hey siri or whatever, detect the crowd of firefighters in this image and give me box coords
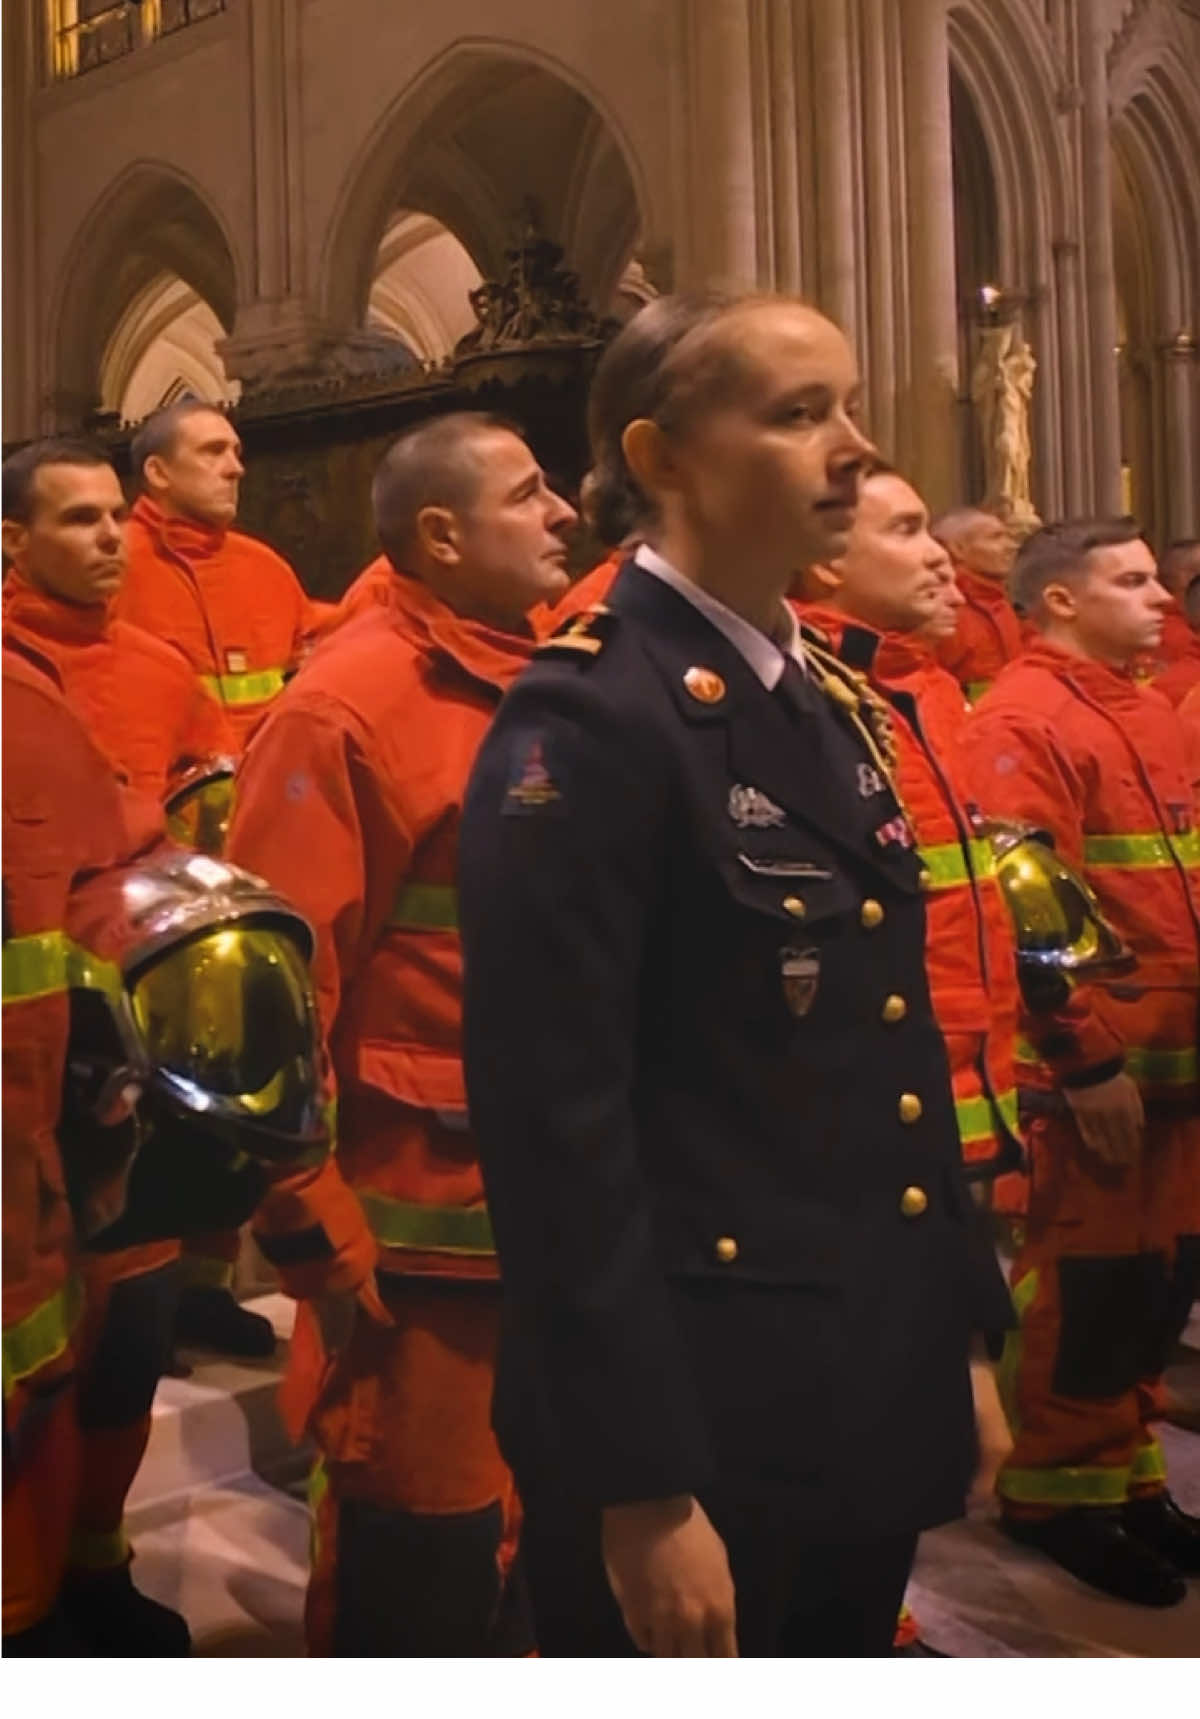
[2,286,1199,1656]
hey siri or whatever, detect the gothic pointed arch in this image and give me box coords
[49,161,240,426]
[319,39,646,339]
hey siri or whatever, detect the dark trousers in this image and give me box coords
[521,1493,916,1657]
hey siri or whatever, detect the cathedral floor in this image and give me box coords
[128,1296,1200,1657]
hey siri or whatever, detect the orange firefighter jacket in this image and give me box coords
[964,639,1200,1112]
[116,495,315,749]
[2,574,233,798]
[2,641,162,1414]
[227,568,536,1281]
[936,565,1025,704]
[531,549,625,638]
[1181,683,1200,788]
[797,606,1023,1177]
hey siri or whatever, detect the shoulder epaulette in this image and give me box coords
[536,604,617,661]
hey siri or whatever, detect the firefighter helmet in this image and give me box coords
[164,756,236,856]
[980,818,1136,1011]
[59,850,326,1245]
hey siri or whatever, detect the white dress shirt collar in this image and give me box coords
[633,543,804,690]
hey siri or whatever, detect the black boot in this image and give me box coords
[3,1604,86,1655]
[62,1565,191,1655]
[1003,1507,1186,1607]
[174,1285,276,1359]
[1123,1491,1200,1576]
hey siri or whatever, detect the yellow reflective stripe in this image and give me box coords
[996,1266,1038,1433]
[199,667,286,706]
[307,1456,329,1572]
[2,931,124,1007]
[1123,1045,1198,1086]
[965,680,992,704]
[917,837,997,891]
[389,882,459,931]
[955,1089,1018,1145]
[69,1524,131,1572]
[998,1464,1131,1505]
[358,1191,494,1256]
[1017,1037,1197,1085]
[1082,830,1200,869]
[2,1274,84,1400]
[1130,1440,1168,1486]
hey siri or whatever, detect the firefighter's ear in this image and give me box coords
[1041,580,1078,622]
[1,518,28,570]
[413,504,461,567]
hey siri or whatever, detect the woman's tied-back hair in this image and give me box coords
[588,291,802,546]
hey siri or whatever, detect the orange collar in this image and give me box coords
[953,564,1012,609]
[793,600,935,682]
[131,493,227,562]
[383,567,535,691]
[2,570,111,644]
[1019,636,1145,707]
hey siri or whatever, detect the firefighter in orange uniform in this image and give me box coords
[2,440,200,1649]
[798,465,1021,1652]
[226,411,576,1654]
[932,506,1023,704]
[1150,539,1200,708]
[115,400,318,1355]
[2,639,161,1654]
[801,468,1025,1196]
[964,519,1200,1608]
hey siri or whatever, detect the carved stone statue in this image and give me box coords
[971,322,1040,532]
[454,203,619,357]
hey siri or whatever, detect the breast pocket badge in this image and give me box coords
[780,946,820,1018]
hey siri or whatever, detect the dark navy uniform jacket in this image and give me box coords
[459,562,1013,1541]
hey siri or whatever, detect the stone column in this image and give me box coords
[682,0,758,289]
[899,0,960,513]
[220,0,332,387]
[811,0,858,342]
[3,0,39,437]
[767,0,802,293]
[1158,335,1199,538]
[1079,0,1123,513]
[860,0,898,458]
[1054,239,1089,514]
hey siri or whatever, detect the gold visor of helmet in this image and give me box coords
[164,758,237,857]
[979,818,1136,1009]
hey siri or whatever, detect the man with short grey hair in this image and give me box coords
[931,505,1023,703]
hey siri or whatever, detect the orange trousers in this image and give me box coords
[179,1228,240,1290]
[999,1111,1200,1513]
[71,1243,181,1572]
[301,1275,531,1656]
[3,1366,80,1638]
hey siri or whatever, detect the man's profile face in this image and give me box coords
[946,512,1015,581]
[664,304,876,573]
[1160,544,1200,603]
[828,473,961,638]
[451,428,577,617]
[1,461,128,608]
[1065,539,1172,664]
[145,409,244,528]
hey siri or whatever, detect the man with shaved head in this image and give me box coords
[225,411,575,1654]
[1151,539,1200,707]
[932,505,1023,703]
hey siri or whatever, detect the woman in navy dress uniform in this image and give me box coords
[458,292,1013,1657]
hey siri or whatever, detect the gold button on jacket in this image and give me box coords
[881,994,907,1023]
[900,1185,928,1218]
[714,1236,739,1263]
[898,1092,923,1123]
[860,899,885,929]
[782,895,807,919]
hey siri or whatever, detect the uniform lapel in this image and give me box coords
[608,564,917,884]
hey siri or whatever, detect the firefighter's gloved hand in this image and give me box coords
[1065,1072,1144,1167]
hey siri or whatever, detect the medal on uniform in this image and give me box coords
[780,946,820,1017]
[728,784,787,829]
